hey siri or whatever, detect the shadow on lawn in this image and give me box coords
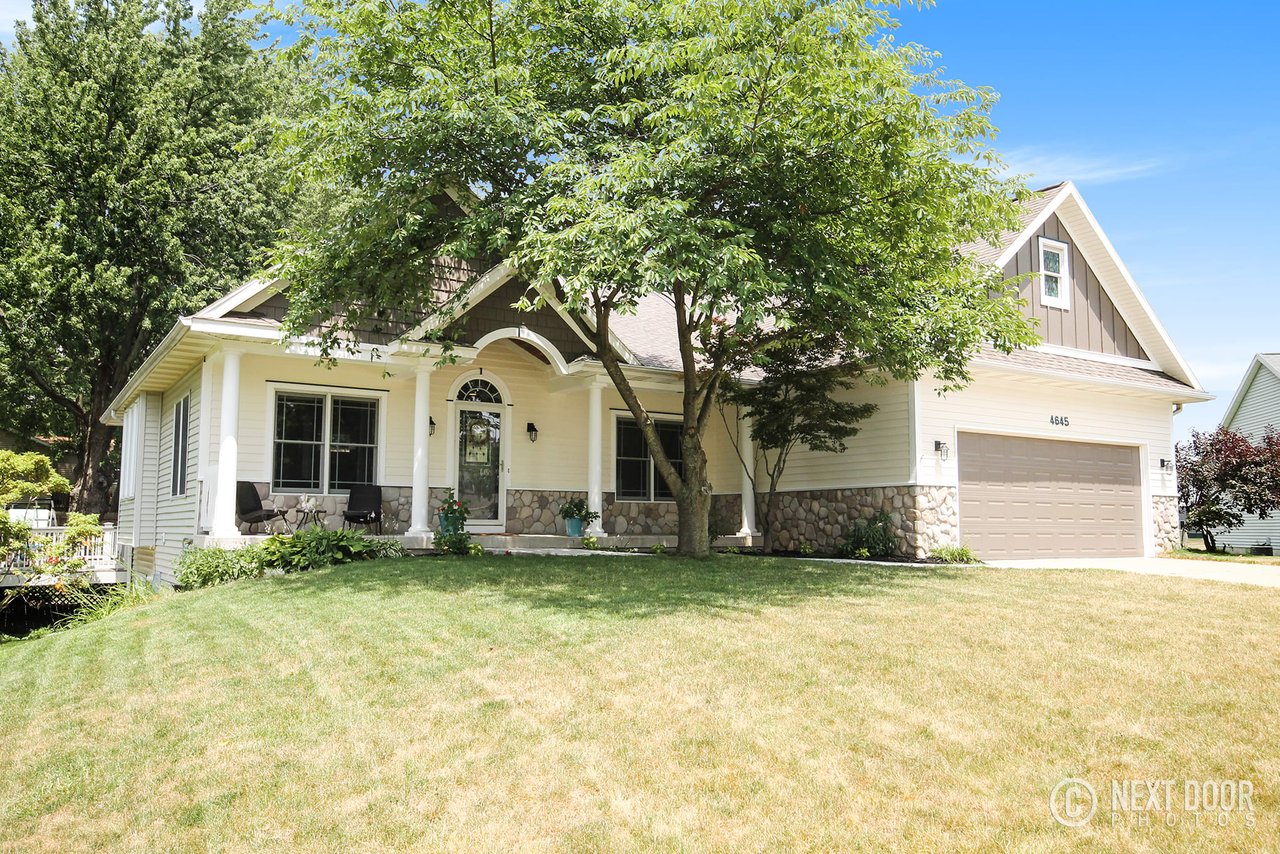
[267,555,971,618]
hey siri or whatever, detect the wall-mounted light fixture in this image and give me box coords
[934,440,950,461]
[1160,458,1172,471]
[527,422,539,443]
[428,417,436,437]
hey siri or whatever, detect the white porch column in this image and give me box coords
[407,364,434,538]
[737,413,759,536]
[210,346,243,538]
[586,381,605,536]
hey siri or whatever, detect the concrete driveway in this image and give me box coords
[986,556,1280,588]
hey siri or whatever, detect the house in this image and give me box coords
[1214,354,1280,552]
[104,181,1208,583]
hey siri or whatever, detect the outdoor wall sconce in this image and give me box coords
[527,422,539,443]
[1160,458,1172,470]
[428,417,436,436]
[934,440,949,461]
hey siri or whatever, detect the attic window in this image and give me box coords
[1038,237,1071,310]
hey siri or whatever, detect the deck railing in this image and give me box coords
[6,524,119,571]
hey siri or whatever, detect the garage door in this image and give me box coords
[958,432,1142,559]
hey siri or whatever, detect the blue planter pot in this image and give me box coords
[437,513,460,535]
[565,517,585,537]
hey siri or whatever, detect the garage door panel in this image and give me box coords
[958,433,1142,560]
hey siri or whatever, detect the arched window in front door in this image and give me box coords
[456,378,503,404]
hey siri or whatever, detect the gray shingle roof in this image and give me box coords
[957,182,1068,266]
[974,346,1194,393]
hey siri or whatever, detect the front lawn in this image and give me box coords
[0,556,1275,850]
[1166,547,1280,566]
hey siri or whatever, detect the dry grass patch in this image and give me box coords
[0,555,1276,851]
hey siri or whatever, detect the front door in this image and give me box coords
[457,407,502,525]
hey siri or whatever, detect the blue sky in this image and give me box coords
[3,1,1276,439]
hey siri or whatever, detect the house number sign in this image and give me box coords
[1049,415,1070,427]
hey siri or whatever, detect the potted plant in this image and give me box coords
[559,497,599,538]
[437,490,469,535]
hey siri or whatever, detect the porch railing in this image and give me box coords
[6,524,119,572]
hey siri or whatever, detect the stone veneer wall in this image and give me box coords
[247,483,415,534]
[764,485,959,559]
[506,491,742,536]
[1152,495,1180,554]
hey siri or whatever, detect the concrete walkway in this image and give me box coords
[986,556,1280,588]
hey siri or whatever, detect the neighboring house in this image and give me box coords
[1215,354,1280,552]
[104,181,1208,584]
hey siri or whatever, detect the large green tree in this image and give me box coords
[271,0,1038,555]
[0,0,288,513]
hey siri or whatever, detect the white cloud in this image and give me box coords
[1002,147,1168,186]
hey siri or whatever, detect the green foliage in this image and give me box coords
[436,531,475,556]
[838,514,896,559]
[258,526,387,573]
[1177,427,1280,552]
[651,543,668,556]
[0,451,71,507]
[0,0,291,510]
[580,535,600,551]
[436,490,469,533]
[56,582,157,630]
[0,511,31,566]
[797,541,816,557]
[269,0,1040,556]
[466,542,486,557]
[929,545,980,565]
[558,498,600,525]
[177,546,264,588]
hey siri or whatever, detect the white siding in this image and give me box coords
[203,340,743,502]
[152,369,202,584]
[136,393,163,548]
[915,366,1177,556]
[769,381,911,491]
[1219,364,1280,551]
[116,399,144,548]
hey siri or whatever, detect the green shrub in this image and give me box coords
[558,497,600,526]
[466,542,485,556]
[651,542,667,555]
[258,525,385,573]
[436,530,474,555]
[838,513,896,558]
[177,546,263,588]
[57,582,157,629]
[929,544,980,565]
[797,541,815,557]
[580,535,600,550]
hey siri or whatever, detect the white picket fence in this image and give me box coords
[6,524,119,572]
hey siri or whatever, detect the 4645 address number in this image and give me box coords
[1049,415,1070,427]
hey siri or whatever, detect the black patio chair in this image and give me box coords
[236,481,291,534]
[342,484,384,534]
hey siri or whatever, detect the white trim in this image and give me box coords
[1034,343,1159,371]
[1037,236,1071,311]
[264,382,388,495]
[195,276,281,319]
[610,410,683,503]
[407,263,517,340]
[119,400,143,500]
[1221,354,1275,429]
[969,357,1214,402]
[473,326,572,375]
[170,395,191,497]
[197,359,213,482]
[990,182,1203,391]
[446,369,512,532]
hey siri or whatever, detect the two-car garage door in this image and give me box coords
[958,432,1142,559]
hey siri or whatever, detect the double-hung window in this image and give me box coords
[273,391,379,493]
[170,395,190,497]
[615,418,683,501]
[1038,237,1071,310]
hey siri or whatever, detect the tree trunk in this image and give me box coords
[761,488,780,554]
[72,389,118,517]
[675,434,713,557]
[1202,529,1217,553]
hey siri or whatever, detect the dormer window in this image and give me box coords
[1039,237,1071,310]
